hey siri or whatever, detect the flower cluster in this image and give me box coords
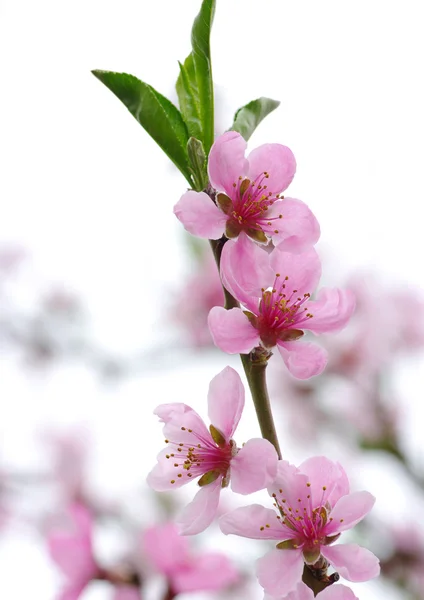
[148,130,381,599]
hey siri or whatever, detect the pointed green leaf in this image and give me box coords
[187,137,208,191]
[190,0,215,153]
[231,97,281,141]
[92,70,193,185]
[176,54,202,141]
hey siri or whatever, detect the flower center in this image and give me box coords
[164,426,234,485]
[256,273,313,347]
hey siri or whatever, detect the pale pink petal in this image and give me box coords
[319,585,359,600]
[171,552,239,592]
[177,478,222,535]
[269,247,322,297]
[274,582,314,600]
[268,461,311,522]
[301,288,356,334]
[219,504,282,540]
[174,190,227,239]
[257,548,304,597]
[207,366,245,439]
[247,143,296,194]
[208,131,249,194]
[298,457,349,508]
[326,491,375,534]
[147,448,192,491]
[277,341,328,379]
[58,585,88,600]
[220,232,273,312]
[271,198,320,253]
[231,438,278,494]
[155,403,210,443]
[208,306,261,354]
[321,544,380,582]
[113,586,142,600]
[47,503,97,584]
[142,522,189,574]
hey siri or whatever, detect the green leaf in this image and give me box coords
[92,70,193,185]
[231,97,281,141]
[190,0,215,154]
[176,54,202,141]
[187,137,208,191]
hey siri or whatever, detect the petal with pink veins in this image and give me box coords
[142,522,189,574]
[207,366,245,440]
[171,551,239,592]
[321,543,380,582]
[301,288,356,334]
[155,403,210,443]
[319,584,359,600]
[277,341,328,379]
[208,131,249,194]
[221,232,273,312]
[174,191,227,239]
[268,460,311,515]
[247,143,296,194]
[269,247,322,298]
[298,457,349,508]
[231,438,278,494]
[219,504,282,540]
[208,307,261,354]
[272,198,320,253]
[326,491,376,534]
[147,448,193,491]
[177,477,222,535]
[256,548,304,597]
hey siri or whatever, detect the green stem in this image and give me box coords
[209,236,282,459]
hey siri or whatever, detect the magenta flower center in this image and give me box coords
[256,273,313,347]
[228,172,283,236]
[164,425,234,485]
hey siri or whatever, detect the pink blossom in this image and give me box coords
[143,521,239,592]
[47,502,99,600]
[208,234,355,379]
[220,457,379,598]
[265,582,359,600]
[113,586,141,600]
[174,131,320,251]
[147,366,278,534]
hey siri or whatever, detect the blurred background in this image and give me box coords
[1,1,424,599]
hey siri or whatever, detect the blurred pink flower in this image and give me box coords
[173,252,224,347]
[220,456,379,597]
[265,581,359,600]
[147,366,278,534]
[47,502,98,600]
[143,521,239,593]
[208,234,355,379]
[113,586,141,600]
[174,131,319,250]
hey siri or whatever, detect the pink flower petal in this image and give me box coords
[142,522,189,574]
[321,544,380,582]
[47,503,97,584]
[231,438,278,494]
[177,478,222,535]
[257,548,304,597]
[174,191,227,239]
[272,198,320,253]
[326,491,376,534]
[268,461,311,520]
[208,306,261,354]
[155,403,210,443]
[269,248,322,298]
[147,448,192,491]
[302,288,356,334]
[277,341,328,379]
[219,504,282,540]
[274,582,314,600]
[208,131,249,194]
[207,366,245,440]
[319,585,359,600]
[247,143,296,194]
[298,457,350,509]
[113,586,142,600]
[171,551,239,593]
[220,232,273,312]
